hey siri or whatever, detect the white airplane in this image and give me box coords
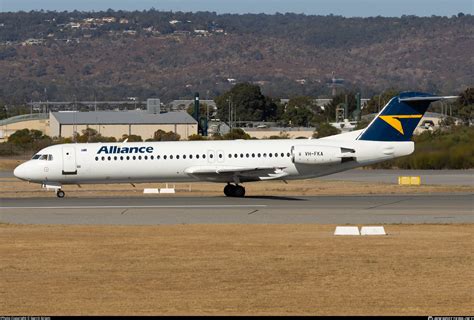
[13,92,455,198]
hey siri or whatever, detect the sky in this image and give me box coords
[0,0,472,17]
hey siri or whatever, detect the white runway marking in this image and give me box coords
[0,205,267,210]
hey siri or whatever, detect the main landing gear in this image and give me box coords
[56,189,65,198]
[223,183,246,197]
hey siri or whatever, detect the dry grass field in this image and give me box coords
[0,224,472,315]
[0,158,26,171]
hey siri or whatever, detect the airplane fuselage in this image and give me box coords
[14,136,413,185]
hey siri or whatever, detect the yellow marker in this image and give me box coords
[379,115,422,135]
[398,176,421,185]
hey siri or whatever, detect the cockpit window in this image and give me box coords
[32,154,53,160]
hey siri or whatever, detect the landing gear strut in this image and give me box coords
[223,183,245,197]
[56,189,65,198]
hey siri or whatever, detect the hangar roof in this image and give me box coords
[51,111,197,125]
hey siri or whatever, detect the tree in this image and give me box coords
[312,123,340,138]
[210,133,224,140]
[363,89,400,115]
[456,87,473,125]
[0,105,7,120]
[75,128,116,143]
[150,129,181,141]
[282,97,317,127]
[323,92,364,122]
[214,83,277,122]
[222,128,251,140]
[122,134,143,142]
[354,118,370,130]
[187,134,207,140]
[186,102,211,119]
[8,129,50,145]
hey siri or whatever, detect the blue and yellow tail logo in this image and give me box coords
[358,92,436,142]
[378,114,422,135]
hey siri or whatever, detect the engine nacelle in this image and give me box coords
[292,145,343,165]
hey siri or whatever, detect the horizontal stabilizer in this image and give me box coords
[399,95,458,102]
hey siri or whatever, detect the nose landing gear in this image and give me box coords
[56,190,65,198]
[223,183,245,197]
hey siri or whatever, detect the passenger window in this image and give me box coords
[234,154,238,158]
[176,155,180,159]
[108,156,111,161]
[210,154,213,158]
[144,156,148,160]
[219,154,222,158]
[170,155,173,160]
[228,154,232,158]
[281,153,284,157]
[252,153,255,158]
[269,153,272,158]
[102,156,105,161]
[183,155,186,159]
[120,156,124,160]
[189,155,193,159]
[150,155,154,160]
[164,155,167,160]
[263,153,267,157]
[126,156,130,160]
[196,154,200,159]
[114,156,117,160]
[203,154,206,159]
[95,156,98,161]
[157,155,160,160]
[138,156,142,160]
[287,152,290,157]
[258,153,261,157]
[240,154,243,158]
[132,156,136,160]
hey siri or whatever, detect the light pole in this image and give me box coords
[4,105,8,140]
[227,96,232,130]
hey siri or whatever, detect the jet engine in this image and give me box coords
[291,145,354,165]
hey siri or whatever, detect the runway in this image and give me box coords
[1,168,473,185]
[1,193,472,225]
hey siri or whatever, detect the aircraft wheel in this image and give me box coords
[224,184,234,197]
[56,190,65,198]
[234,185,246,198]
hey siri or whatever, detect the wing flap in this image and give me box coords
[184,165,288,182]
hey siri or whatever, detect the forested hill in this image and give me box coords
[0,10,472,103]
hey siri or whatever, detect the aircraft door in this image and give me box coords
[207,150,215,163]
[62,146,77,175]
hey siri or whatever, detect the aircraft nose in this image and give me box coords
[13,163,30,181]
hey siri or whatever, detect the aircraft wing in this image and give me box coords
[184,165,289,183]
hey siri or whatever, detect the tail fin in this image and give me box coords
[357,92,457,142]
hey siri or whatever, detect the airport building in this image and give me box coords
[0,110,198,141]
[49,110,198,140]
